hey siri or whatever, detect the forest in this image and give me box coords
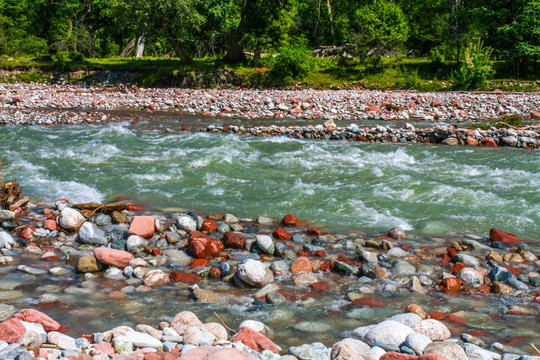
[0,0,539,89]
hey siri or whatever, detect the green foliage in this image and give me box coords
[450,40,494,89]
[466,114,523,130]
[353,0,409,58]
[267,37,313,82]
[69,51,85,62]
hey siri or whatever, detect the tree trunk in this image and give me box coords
[252,49,261,66]
[120,37,136,57]
[224,0,249,63]
[169,38,193,64]
[135,36,145,58]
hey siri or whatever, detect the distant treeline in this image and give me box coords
[0,0,538,76]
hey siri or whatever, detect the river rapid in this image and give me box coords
[1,122,539,242]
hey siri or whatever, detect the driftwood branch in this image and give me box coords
[73,202,127,214]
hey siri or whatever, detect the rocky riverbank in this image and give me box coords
[199,121,540,149]
[0,194,538,359]
[1,83,540,125]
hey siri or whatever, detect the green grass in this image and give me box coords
[1,55,539,91]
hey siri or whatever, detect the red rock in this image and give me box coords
[20,226,36,239]
[501,265,523,275]
[452,99,461,107]
[93,247,134,268]
[531,111,540,119]
[476,284,491,293]
[401,244,410,251]
[307,228,323,236]
[428,311,445,320]
[170,271,202,284]
[440,277,461,294]
[297,250,310,257]
[201,219,218,232]
[178,345,258,360]
[443,314,466,325]
[0,318,26,343]
[127,216,155,238]
[490,228,521,244]
[449,262,466,275]
[431,100,443,107]
[381,351,449,360]
[466,137,479,146]
[438,254,451,266]
[321,261,331,272]
[126,203,144,212]
[209,267,221,279]
[481,137,498,147]
[314,250,326,257]
[310,282,328,291]
[188,237,224,259]
[290,257,313,274]
[80,209,94,217]
[92,342,114,355]
[366,105,381,113]
[349,298,386,308]
[43,219,57,231]
[222,232,246,249]
[281,214,300,227]
[232,326,280,354]
[190,259,210,268]
[190,231,204,238]
[273,227,292,240]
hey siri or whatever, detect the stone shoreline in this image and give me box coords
[1,83,540,125]
[0,196,539,359]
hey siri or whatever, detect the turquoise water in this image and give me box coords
[1,122,539,240]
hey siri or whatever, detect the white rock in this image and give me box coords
[238,320,271,335]
[412,319,451,341]
[47,331,76,350]
[255,235,274,255]
[237,259,274,288]
[387,313,423,328]
[0,210,15,221]
[58,208,85,231]
[123,330,163,349]
[405,332,432,354]
[461,343,501,360]
[182,326,217,346]
[364,320,415,347]
[177,216,197,232]
[0,232,15,249]
[126,235,147,252]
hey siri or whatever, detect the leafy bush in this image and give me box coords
[451,40,494,89]
[69,51,85,62]
[268,38,314,82]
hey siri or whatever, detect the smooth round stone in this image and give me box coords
[161,328,182,343]
[95,214,112,226]
[346,307,375,320]
[404,332,432,354]
[79,222,108,245]
[460,268,484,288]
[387,313,423,327]
[387,247,409,257]
[217,223,231,233]
[453,253,480,267]
[413,319,451,341]
[293,321,332,333]
[183,326,216,346]
[489,266,512,282]
[238,320,271,335]
[104,267,125,280]
[237,259,274,287]
[423,342,468,360]
[256,235,275,255]
[461,343,502,360]
[289,342,331,360]
[292,234,304,243]
[163,249,192,266]
[123,330,163,348]
[235,253,260,262]
[270,260,290,274]
[177,216,197,232]
[126,235,147,252]
[0,232,15,249]
[113,335,133,354]
[364,320,415,347]
[392,260,416,275]
[360,251,379,263]
[0,303,16,321]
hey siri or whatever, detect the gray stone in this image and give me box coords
[453,253,480,267]
[20,321,47,342]
[177,216,197,232]
[79,222,108,245]
[352,325,376,341]
[126,235,147,252]
[256,235,275,255]
[412,319,451,341]
[104,267,125,280]
[404,332,432,355]
[17,265,47,275]
[0,303,16,321]
[182,326,216,346]
[461,343,501,360]
[387,313,423,328]
[0,232,15,249]
[392,260,416,275]
[0,210,15,222]
[123,330,163,348]
[95,214,112,226]
[501,136,518,147]
[423,341,467,360]
[163,249,192,266]
[0,343,34,360]
[289,342,331,360]
[359,251,378,263]
[237,259,274,287]
[58,208,85,231]
[113,335,133,354]
[331,338,371,360]
[161,327,183,343]
[364,320,415,347]
[387,247,409,257]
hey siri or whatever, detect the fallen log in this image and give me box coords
[73,202,127,214]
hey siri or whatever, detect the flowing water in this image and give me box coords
[1,122,539,240]
[0,121,539,352]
